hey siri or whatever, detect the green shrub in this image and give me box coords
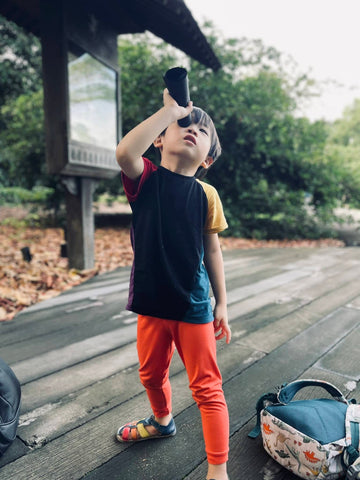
[0,186,54,205]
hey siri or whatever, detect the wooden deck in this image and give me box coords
[1,246,359,480]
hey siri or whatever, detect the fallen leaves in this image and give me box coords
[0,226,133,321]
[0,224,344,322]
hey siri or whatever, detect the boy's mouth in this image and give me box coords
[184,134,197,145]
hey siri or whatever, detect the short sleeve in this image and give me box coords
[121,157,157,203]
[197,181,228,234]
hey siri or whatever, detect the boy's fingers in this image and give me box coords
[214,321,231,344]
[226,327,232,344]
[215,330,226,341]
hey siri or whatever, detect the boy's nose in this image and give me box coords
[186,126,198,136]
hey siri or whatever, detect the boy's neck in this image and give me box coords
[160,158,198,177]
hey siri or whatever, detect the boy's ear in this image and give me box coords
[201,156,214,169]
[153,135,163,150]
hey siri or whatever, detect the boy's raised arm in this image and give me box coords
[116,89,193,180]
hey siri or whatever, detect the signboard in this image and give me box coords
[41,0,121,179]
[66,47,119,177]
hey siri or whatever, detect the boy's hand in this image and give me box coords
[163,88,193,121]
[213,304,231,344]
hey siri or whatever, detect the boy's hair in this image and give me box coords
[160,106,221,179]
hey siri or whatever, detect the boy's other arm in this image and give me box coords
[116,89,193,180]
[203,233,231,344]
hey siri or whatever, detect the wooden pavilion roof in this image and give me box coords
[0,0,221,70]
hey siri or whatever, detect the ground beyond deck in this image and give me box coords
[0,246,359,480]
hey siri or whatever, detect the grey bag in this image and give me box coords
[0,357,21,456]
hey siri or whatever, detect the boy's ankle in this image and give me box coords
[154,413,172,426]
[206,462,228,480]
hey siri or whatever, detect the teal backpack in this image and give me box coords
[0,357,21,456]
[249,379,360,479]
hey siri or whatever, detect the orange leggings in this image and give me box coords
[137,314,229,464]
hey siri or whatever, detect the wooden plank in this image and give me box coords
[227,269,311,305]
[225,249,354,323]
[2,306,136,366]
[17,341,260,447]
[4,247,353,364]
[0,267,131,336]
[315,323,360,380]
[227,253,360,323]
[18,348,183,447]
[11,323,138,384]
[224,247,344,291]
[19,280,130,314]
[184,420,297,480]
[0,249,309,351]
[0,343,261,480]
[1,308,134,365]
[226,261,360,345]
[226,248,360,305]
[185,312,360,480]
[0,288,130,350]
[56,301,359,480]
[1,247,359,479]
[1,247,354,354]
[237,280,360,353]
[228,299,308,348]
[347,295,360,310]
[281,260,360,302]
[19,341,139,413]
[0,439,30,469]
[297,366,359,400]
[223,246,311,280]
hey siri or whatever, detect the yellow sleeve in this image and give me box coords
[197,180,228,234]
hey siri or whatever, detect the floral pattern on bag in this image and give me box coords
[261,410,346,479]
[345,405,360,451]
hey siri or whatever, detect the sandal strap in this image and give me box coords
[136,421,151,439]
[145,415,175,435]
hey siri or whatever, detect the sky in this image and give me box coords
[185,0,360,122]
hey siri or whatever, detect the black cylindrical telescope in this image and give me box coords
[163,67,192,127]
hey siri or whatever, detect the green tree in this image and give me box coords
[0,16,65,213]
[0,15,42,107]
[324,99,360,207]
[185,25,335,238]
[0,15,45,189]
[0,90,45,188]
[1,20,353,237]
[114,27,340,238]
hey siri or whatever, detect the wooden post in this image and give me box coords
[40,0,120,270]
[64,177,95,270]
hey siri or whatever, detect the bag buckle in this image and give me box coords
[346,464,360,480]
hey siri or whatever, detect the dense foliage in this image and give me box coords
[0,16,62,212]
[324,99,360,208]
[1,16,359,238]
[116,28,347,238]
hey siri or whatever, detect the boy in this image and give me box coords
[116,88,231,480]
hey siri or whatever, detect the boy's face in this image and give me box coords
[154,121,213,171]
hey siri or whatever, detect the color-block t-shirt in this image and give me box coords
[122,157,227,323]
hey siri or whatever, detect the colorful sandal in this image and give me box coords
[116,414,176,443]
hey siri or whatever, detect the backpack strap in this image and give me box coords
[248,392,278,438]
[344,403,360,478]
[248,379,349,440]
[278,379,348,405]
